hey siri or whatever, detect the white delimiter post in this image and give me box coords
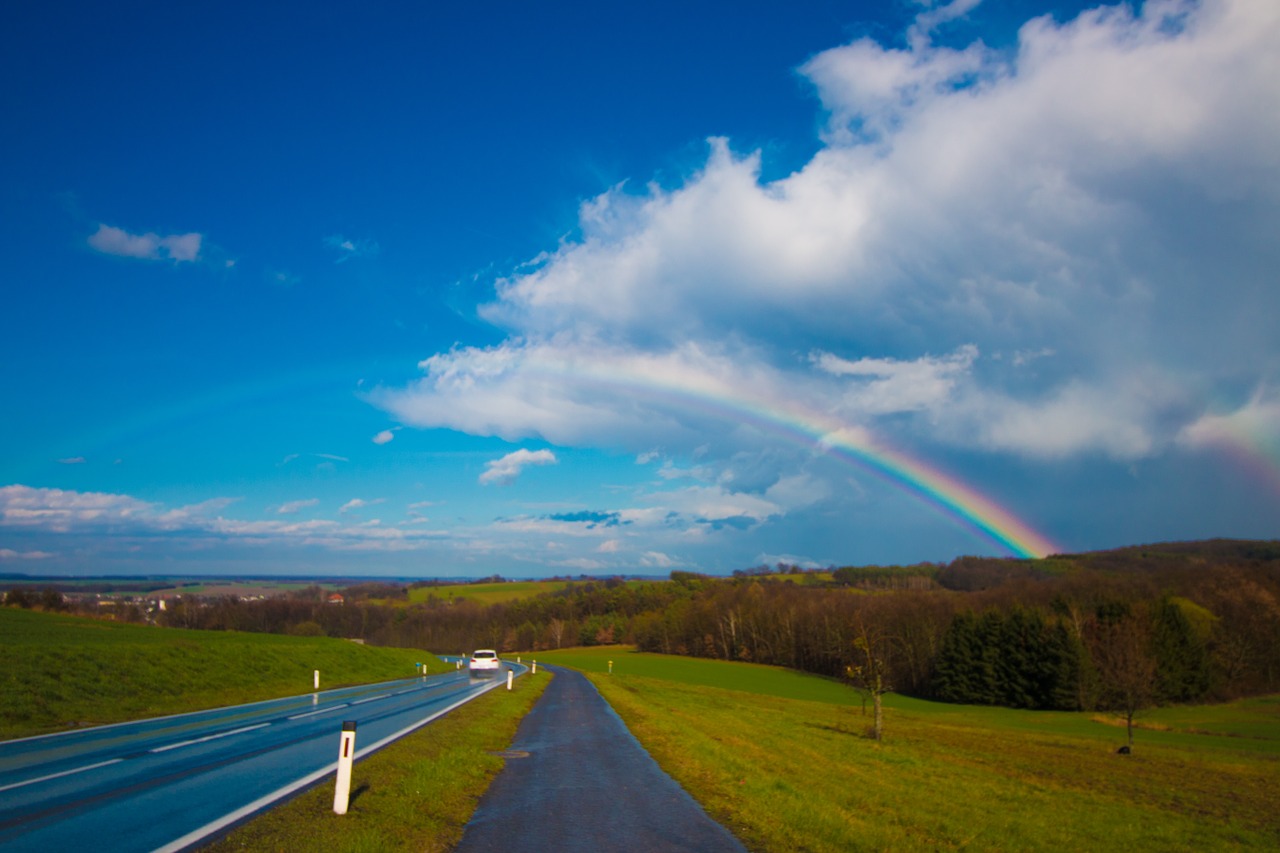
[333,720,357,815]
[507,670,513,691]
[314,670,320,690]
[532,660,537,674]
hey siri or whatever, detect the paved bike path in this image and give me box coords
[456,666,746,853]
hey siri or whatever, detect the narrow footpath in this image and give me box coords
[455,666,747,853]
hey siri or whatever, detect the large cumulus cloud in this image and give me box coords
[376,0,1280,490]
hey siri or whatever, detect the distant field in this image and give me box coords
[406,580,574,606]
[147,581,328,597]
[0,608,446,739]
[1,577,331,596]
[537,646,1280,851]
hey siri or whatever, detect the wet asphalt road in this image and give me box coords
[0,670,511,853]
[456,666,746,853]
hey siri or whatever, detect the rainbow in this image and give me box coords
[1188,404,1280,498]
[412,350,1061,559]
[637,379,1055,559]
[36,352,1062,560]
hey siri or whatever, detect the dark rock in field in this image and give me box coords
[1116,745,1131,755]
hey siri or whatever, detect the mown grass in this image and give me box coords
[0,608,447,739]
[537,647,1280,851]
[403,578,656,607]
[203,670,550,853]
[405,580,573,607]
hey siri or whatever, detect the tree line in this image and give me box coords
[8,541,1279,718]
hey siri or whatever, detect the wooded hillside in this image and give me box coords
[9,539,1279,713]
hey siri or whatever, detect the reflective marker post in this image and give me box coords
[333,721,357,815]
[314,670,320,690]
[507,670,514,691]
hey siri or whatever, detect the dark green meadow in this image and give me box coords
[0,608,445,739]
[537,646,1280,851]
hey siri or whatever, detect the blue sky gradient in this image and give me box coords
[3,0,1277,576]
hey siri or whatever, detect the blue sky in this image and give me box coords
[3,0,1278,577]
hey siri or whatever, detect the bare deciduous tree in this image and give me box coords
[847,613,893,740]
[1091,607,1158,750]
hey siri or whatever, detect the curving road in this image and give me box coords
[0,664,519,852]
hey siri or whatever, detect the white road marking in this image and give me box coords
[0,758,124,793]
[287,703,349,720]
[351,693,392,705]
[153,676,513,853]
[149,723,272,753]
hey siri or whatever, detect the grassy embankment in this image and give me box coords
[0,608,448,739]
[536,646,1280,852]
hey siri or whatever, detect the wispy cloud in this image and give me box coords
[280,452,348,465]
[277,498,320,515]
[88,224,202,262]
[56,457,86,465]
[0,485,448,558]
[372,428,400,445]
[340,497,385,514]
[325,234,380,263]
[479,449,558,485]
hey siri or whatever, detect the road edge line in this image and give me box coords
[153,670,519,853]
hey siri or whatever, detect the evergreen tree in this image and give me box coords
[1153,598,1211,702]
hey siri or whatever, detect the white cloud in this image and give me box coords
[640,551,675,568]
[480,449,558,485]
[967,378,1171,459]
[375,0,1280,469]
[57,456,86,465]
[339,498,383,514]
[372,428,398,445]
[0,484,156,532]
[0,484,451,557]
[277,498,319,515]
[325,234,380,262]
[1178,390,1280,453]
[812,345,977,415]
[0,549,55,559]
[88,224,203,262]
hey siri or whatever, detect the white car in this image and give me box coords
[468,649,502,676]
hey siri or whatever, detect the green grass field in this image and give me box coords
[0,608,447,739]
[406,580,574,607]
[537,646,1280,851]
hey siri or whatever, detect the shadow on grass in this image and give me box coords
[806,721,879,739]
[347,781,371,808]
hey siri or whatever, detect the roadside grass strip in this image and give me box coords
[201,670,551,853]
[537,647,1280,852]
